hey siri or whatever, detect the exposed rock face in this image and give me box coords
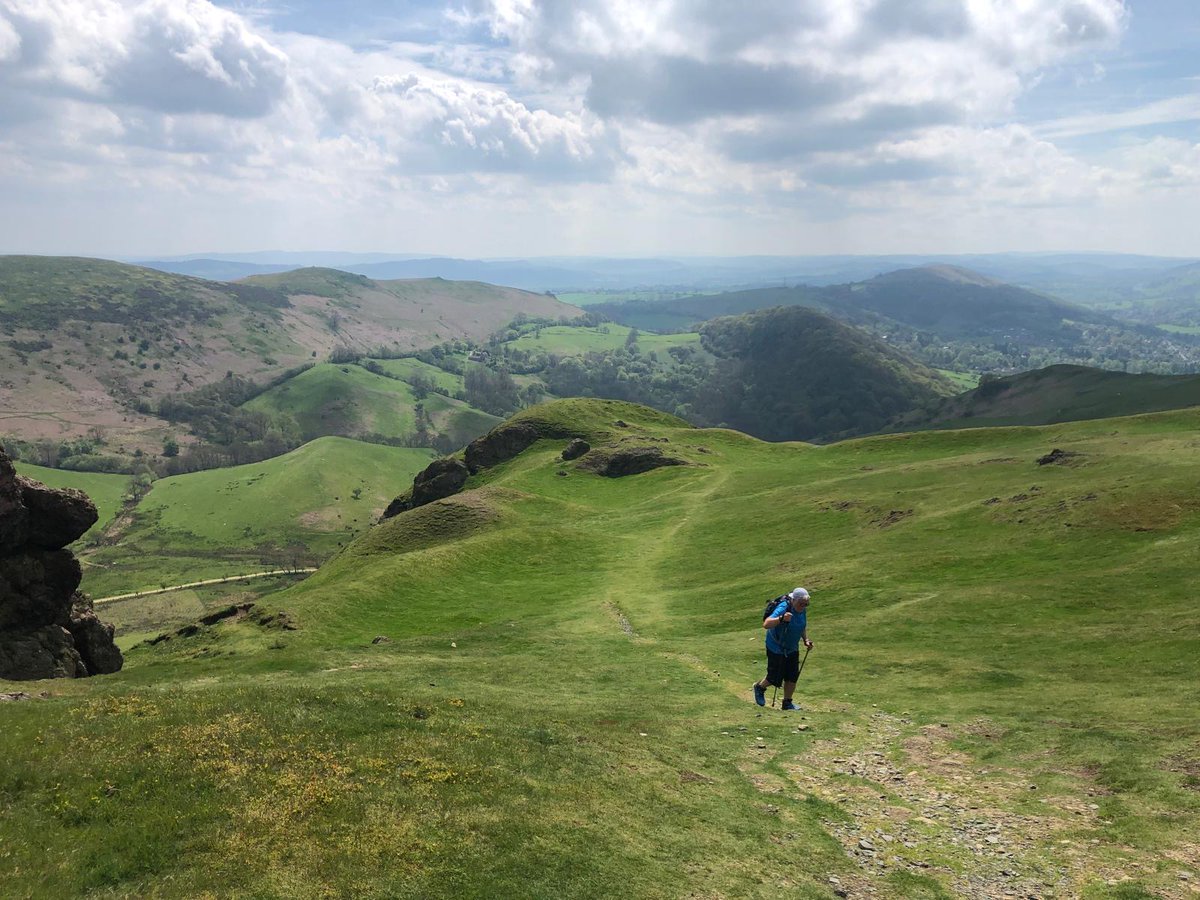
[17,477,97,549]
[382,457,471,518]
[465,422,542,473]
[578,446,687,478]
[69,593,124,675]
[0,444,122,680]
[561,438,590,461]
[0,452,29,553]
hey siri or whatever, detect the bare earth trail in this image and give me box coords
[93,569,318,605]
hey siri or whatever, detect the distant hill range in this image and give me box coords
[0,256,578,448]
[591,264,1111,338]
[132,251,1199,299]
[590,264,1200,374]
[891,364,1200,432]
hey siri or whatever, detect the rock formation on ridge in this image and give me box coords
[0,445,123,680]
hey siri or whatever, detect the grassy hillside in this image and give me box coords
[371,357,464,393]
[507,323,701,355]
[244,363,421,441]
[3,399,1196,897]
[0,255,307,453]
[0,257,580,455]
[244,361,501,446]
[894,363,1200,431]
[239,269,582,354]
[64,437,435,599]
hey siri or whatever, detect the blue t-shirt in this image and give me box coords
[765,600,807,655]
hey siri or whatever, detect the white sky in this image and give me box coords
[0,0,1197,258]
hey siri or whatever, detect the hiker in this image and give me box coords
[753,587,813,710]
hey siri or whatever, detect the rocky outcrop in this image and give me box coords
[465,422,543,473]
[18,477,98,550]
[1036,448,1081,466]
[561,438,590,461]
[386,418,581,517]
[578,446,687,478]
[0,444,122,680]
[382,457,471,519]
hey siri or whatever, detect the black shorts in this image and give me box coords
[765,649,800,686]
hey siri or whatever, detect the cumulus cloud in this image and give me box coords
[0,0,290,116]
[0,0,617,188]
[6,0,1194,257]
[477,0,1128,168]
[361,74,617,177]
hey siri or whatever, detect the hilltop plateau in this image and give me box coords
[1,398,1197,897]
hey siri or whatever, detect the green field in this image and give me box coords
[245,363,421,440]
[507,323,701,355]
[69,437,435,600]
[3,400,1197,897]
[369,357,464,393]
[1157,324,1200,335]
[14,462,129,540]
[244,361,500,447]
[934,368,979,392]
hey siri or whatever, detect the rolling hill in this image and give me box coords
[691,305,956,440]
[2,399,1196,897]
[592,264,1108,338]
[243,362,502,445]
[591,264,1200,375]
[891,363,1200,431]
[0,256,579,452]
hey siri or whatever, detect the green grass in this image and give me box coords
[935,368,979,392]
[245,362,501,446]
[370,357,464,393]
[74,437,434,600]
[14,462,129,540]
[2,400,1198,897]
[507,324,700,355]
[1156,324,1200,335]
[245,363,422,440]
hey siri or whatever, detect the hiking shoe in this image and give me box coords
[753,683,766,707]
[780,699,799,711]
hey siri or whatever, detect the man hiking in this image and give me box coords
[753,587,814,710]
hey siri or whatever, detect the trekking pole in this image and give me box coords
[797,645,812,679]
[771,685,778,708]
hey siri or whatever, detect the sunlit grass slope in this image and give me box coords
[507,323,701,355]
[14,462,128,540]
[245,361,501,444]
[370,357,464,393]
[244,363,421,440]
[76,437,435,599]
[2,399,1197,898]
